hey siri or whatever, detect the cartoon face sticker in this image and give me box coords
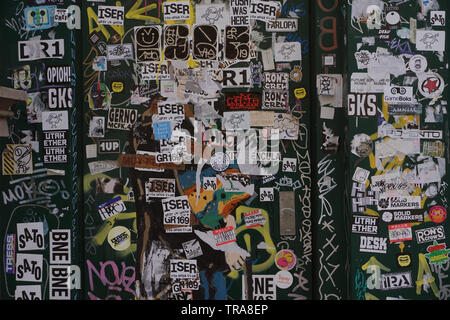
[89,82,111,110]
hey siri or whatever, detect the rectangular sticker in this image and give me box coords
[49,265,70,300]
[388,223,413,243]
[249,0,280,22]
[163,1,191,21]
[170,259,198,280]
[243,275,276,300]
[378,196,421,211]
[182,240,203,259]
[225,92,261,111]
[98,139,120,154]
[15,285,41,300]
[384,86,415,105]
[266,18,298,32]
[107,43,134,61]
[347,94,378,117]
[381,272,413,290]
[416,226,445,244]
[2,144,33,175]
[17,222,44,251]
[230,0,250,26]
[18,39,64,61]
[50,230,71,265]
[16,253,43,282]
[43,131,68,164]
[135,26,161,62]
[352,215,378,234]
[359,236,387,254]
[146,178,176,199]
[244,209,267,228]
[97,6,124,25]
[98,196,126,220]
[213,226,236,246]
[416,30,445,51]
[107,108,138,130]
[162,196,191,226]
[5,234,16,275]
[273,42,301,62]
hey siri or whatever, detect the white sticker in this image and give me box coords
[282,158,297,172]
[16,253,43,283]
[243,275,276,300]
[273,42,301,62]
[223,111,250,130]
[243,209,267,228]
[249,0,280,22]
[430,11,445,26]
[388,223,412,243]
[222,67,251,87]
[416,30,445,51]
[196,4,228,26]
[50,230,71,265]
[106,43,134,60]
[15,285,41,300]
[145,178,176,199]
[381,272,413,290]
[182,239,203,259]
[353,167,370,183]
[266,19,298,32]
[260,187,274,202]
[49,265,70,300]
[275,270,293,289]
[202,177,217,191]
[17,222,44,251]
[162,196,191,226]
[97,6,124,25]
[18,39,64,61]
[230,0,250,26]
[383,86,415,105]
[54,8,68,23]
[170,259,198,280]
[42,110,69,131]
[163,1,191,21]
[378,196,421,211]
[359,236,387,254]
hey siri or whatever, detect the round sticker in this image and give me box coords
[290,66,302,82]
[275,249,296,270]
[382,211,393,223]
[418,72,444,99]
[107,226,131,251]
[386,11,400,26]
[409,55,428,74]
[294,88,306,99]
[209,152,230,172]
[275,270,293,289]
[429,205,447,224]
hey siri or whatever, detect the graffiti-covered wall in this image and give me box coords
[81,0,312,300]
[347,0,450,300]
[0,0,82,300]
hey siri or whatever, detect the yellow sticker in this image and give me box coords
[112,82,124,93]
[107,226,131,251]
[294,88,306,99]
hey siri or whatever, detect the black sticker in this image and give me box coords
[135,26,161,62]
[164,25,190,60]
[192,25,218,60]
[224,26,250,60]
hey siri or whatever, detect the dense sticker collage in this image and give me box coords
[0,0,449,302]
[348,0,450,300]
[81,0,310,300]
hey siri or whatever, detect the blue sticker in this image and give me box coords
[24,6,56,31]
[153,121,172,140]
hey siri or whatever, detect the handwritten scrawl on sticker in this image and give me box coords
[2,144,33,175]
[274,42,301,62]
[416,30,445,51]
[164,25,189,60]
